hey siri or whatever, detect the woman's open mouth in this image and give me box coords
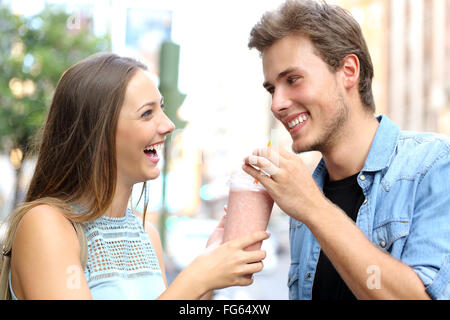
[143,142,163,163]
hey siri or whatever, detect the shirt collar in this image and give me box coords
[313,114,400,184]
[362,114,400,172]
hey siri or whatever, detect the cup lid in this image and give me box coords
[229,168,267,192]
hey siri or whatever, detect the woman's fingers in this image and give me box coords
[235,275,255,287]
[234,262,264,286]
[244,261,264,275]
[242,249,266,264]
[230,230,270,250]
[217,214,226,228]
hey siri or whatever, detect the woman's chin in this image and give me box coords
[144,168,161,181]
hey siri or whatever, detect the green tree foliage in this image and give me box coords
[0,4,110,207]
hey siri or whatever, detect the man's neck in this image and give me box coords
[322,111,379,182]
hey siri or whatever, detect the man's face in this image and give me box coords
[262,34,349,154]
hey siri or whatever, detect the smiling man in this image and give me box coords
[244,0,450,300]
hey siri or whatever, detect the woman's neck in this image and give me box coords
[104,182,132,218]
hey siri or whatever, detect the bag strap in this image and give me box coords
[72,222,88,270]
[0,249,12,300]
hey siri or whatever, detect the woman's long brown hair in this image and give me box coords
[0,53,148,299]
[28,52,148,220]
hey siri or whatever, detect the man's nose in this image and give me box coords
[271,88,292,115]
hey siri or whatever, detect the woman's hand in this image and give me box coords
[187,230,270,294]
[206,214,226,249]
[159,215,269,300]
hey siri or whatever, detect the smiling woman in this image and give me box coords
[115,69,174,186]
[0,52,270,300]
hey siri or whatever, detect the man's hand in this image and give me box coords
[243,146,326,223]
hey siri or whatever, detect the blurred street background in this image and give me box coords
[0,0,449,299]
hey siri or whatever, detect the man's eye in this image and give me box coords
[161,103,165,110]
[267,87,275,95]
[288,76,300,84]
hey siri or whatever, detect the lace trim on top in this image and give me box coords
[81,208,162,284]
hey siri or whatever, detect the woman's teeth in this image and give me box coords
[144,143,163,153]
[287,114,308,129]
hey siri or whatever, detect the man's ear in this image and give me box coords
[339,54,360,90]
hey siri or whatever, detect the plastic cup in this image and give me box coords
[223,169,274,252]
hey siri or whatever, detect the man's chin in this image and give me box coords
[292,140,321,154]
[292,144,309,154]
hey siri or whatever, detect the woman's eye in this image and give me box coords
[141,110,152,118]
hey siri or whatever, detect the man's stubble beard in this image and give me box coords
[292,90,349,155]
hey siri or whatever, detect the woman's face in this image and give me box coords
[115,69,175,186]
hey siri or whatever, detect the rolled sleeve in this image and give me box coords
[401,150,450,299]
[424,255,450,300]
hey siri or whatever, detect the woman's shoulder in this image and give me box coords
[18,204,77,235]
[11,203,91,299]
[13,204,80,259]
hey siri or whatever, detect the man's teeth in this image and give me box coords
[144,143,163,152]
[287,114,308,129]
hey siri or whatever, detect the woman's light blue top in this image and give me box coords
[9,208,166,300]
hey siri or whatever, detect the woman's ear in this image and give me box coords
[339,54,360,90]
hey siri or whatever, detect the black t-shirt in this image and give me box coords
[311,172,365,300]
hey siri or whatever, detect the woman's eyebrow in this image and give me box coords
[137,101,156,112]
[136,97,164,112]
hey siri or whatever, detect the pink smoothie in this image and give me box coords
[223,189,274,251]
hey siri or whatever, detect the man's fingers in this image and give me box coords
[242,163,274,185]
[245,155,279,176]
[277,147,296,159]
[252,147,283,167]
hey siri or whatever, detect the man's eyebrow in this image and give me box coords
[137,96,164,112]
[263,67,301,89]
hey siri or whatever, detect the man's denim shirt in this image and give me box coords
[288,114,450,300]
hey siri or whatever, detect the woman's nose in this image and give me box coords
[160,112,175,135]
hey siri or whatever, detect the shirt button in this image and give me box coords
[360,174,366,181]
[380,240,386,248]
[306,273,312,279]
[363,199,368,204]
